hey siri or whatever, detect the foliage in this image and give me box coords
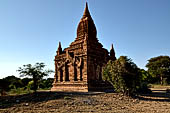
[39,78,53,89]
[0,79,10,96]
[27,80,34,91]
[0,75,26,96]
[137,69,152,93]
[21,78,32,88]
[3,75,23,89]
[3,75,19,83]
[17,62,53,92]
[103,56,140,95]
[146,56,170,85]
[8,87,33,95]
[0,75,53,96]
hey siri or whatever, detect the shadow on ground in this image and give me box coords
[1,89,170,109]
[137,89,170,102]
[0,91,104,109]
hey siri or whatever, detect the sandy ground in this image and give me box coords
[0,88,170,113]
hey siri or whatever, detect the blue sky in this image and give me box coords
[0,0,170,79]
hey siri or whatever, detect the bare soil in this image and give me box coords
[0,88,170,113]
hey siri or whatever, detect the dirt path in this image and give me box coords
[0,88,170,113]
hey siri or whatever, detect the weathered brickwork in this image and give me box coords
[51,3,116,92]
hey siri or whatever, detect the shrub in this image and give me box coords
[103,56,148,95]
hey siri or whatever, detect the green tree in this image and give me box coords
[17,62,53,92]
[3,75,23,89]
[103,56,140,95]
[146,56,170,85]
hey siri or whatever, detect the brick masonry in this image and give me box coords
[51,3,116,92]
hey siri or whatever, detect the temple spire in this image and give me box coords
[76,2,97,40]
[111,44,114,50]
[57,42,62,55]
[110,44,116,61]
[82,2,91,18]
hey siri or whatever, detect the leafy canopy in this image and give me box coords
[146,56,170,85]
[103,56,140,95]
[18,63,52,78]
[17,62,53,92]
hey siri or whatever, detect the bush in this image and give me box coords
[136,69,152,93]
[39,78,53,89]
[27,80,34,91]
[103,56,149,95]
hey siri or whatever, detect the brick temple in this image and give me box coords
[51,3,116,92]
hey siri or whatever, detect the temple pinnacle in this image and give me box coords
[111,44,114,50]
[110,44,116,61]
[83,2,91,18]
[57,42,62,55]
[58,42,62,49]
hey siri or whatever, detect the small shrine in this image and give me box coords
[51,3,116,92]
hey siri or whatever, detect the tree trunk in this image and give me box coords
[0,90,3,96]
[33,75,38,93]
[160,75,163,85]
[1,89,7,96]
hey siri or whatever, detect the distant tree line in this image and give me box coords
[0,62,53,96]
[0,75,53,96]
